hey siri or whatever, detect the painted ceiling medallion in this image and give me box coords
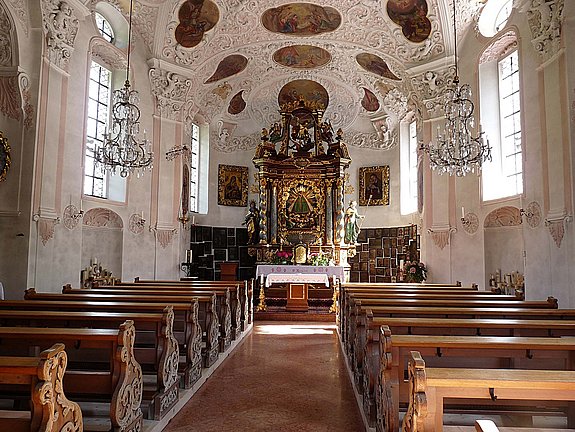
[175,0,219,48]
[278,80,329,112]
[261,3,341,36]
[273,45,331,69]
[204,54,248,84]
[361,88,380,112]
[228,90,247,115]
[386,0,431,43]
[356,53,401,81]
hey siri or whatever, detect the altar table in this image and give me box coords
[256,265,344,312]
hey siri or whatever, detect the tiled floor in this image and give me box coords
[162,322,364,432]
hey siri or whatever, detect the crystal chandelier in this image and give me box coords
[425,0,491,176]
[96,0,153,178]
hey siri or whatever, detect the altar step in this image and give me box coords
[254,305,335,322]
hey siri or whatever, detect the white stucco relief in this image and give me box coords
[410,66,456,119]
[149,68,192,121]
[41,0,80,70]
[4,0,28,36]
[523,0,564,61]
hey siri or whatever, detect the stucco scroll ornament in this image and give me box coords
[149,68,192,121]
[0,3,13,67]
[4,0,28,36]
[410,67,456,119]
[0,75,20,121]
[461,212,479,235]
[41,0,79,70]
[19,73,34,129]
[427,225,456,250]
[545,213,572,248]
[128,214,145,235]
[525,0,564,61]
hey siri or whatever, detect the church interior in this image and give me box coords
[0,0,575,431]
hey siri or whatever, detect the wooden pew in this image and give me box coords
[378,327,575,432]
[0,343,83,432]
[402,350,575,431]
[0,307,180,420]
[23,288,226,362]
[0,322,142,432]
[357,311,575,426]
[0,297,216,378]
[64,284,247,339]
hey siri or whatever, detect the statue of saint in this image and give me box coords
[243,200,260,244]
[344,200,365,244]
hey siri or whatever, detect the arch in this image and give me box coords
[81,207,124,280]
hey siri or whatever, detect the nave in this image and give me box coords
[163,322,364,432]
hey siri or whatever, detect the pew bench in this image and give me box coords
[403,351,575,432]
[0,298,213,385]
[0,307,180,420]
[377,328,575,432]
[0,323,142,432]
[0,343,83,432]
[20,290,222,368]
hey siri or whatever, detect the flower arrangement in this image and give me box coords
[308,252,331,266]
[271,250,293,265]
[404,261,427,283]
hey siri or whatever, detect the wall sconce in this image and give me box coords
[520,201,542,228]
[134,212,146,227]
[460,207,479,235]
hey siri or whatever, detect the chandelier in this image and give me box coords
[96,0,153,178]
[425,0,491,176]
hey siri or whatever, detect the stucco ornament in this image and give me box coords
[410,66,456,119]
[38,217,60,246]
[546,219,565,248]
[4,0,28,36]
[524,0,564,61]
[19,72,34,129]
[0,75,21,121]
[149,68,192,121]
[155,228,177,249]
[91,39,127,71]
[427,226,455,250]
[461,212,479,235]
[41,0,79,70]
[0,2,13,66]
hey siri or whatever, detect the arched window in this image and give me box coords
[479,31,522,201]
[83,5,129,201]
[400,118,418,215]
[478,0,513,38]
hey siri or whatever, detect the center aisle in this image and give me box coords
[163,322,364,432]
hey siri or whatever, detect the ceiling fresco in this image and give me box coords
[261,3,342,36]
[278,80,329,111]
[273,45,332,69]
[126,0,485,152]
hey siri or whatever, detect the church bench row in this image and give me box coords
[0,307,181,420]
[0,322,142,432]
[375,326,575,431]
[402,350,575,432]
[64,283,249,337]
[0,343,83,432]
[339,290,525,345]
[0,297,218,386]
[24,288,230,357]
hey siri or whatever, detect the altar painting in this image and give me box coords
[278,179,325,243]
[218,165,248,206]
[359,166,390,206]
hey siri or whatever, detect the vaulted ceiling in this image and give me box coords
[126,0,486,152]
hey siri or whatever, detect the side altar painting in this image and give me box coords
[359,165,390,206]
[218,164,248,206]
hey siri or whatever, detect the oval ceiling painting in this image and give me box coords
[361,88,380,112]
[386,0,431,43]
[262,3,341,36]
[175,0,220,48]
[228,91,247,115]
[273,45,331,69]
[278,80,329,111]
[356,53,401,81]
[204,55,248,84]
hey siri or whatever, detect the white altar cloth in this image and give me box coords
[256,265,345,281]
[265,273,329,288]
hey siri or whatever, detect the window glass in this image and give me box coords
[190,123,200,213]
[478,0,513,37]
[84,61,110,198]
[95,12,114,43]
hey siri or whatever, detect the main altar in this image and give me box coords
[248,96,354,269]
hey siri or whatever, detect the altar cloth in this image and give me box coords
[264,273,329,288]
[256,265,345,281]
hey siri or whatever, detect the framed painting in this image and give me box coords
[359,165,390,206]
[218,164,248,206]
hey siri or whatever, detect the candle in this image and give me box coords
[192,215,195,225]
[140,211,144,219]
[461,206,465,219]
[260,274,264,286]
[69,194,72,206]
[80,200,83,212]
[400,259,404,271]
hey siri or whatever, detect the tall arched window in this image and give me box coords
[83,6,128,201]
[400,119,418,215]
[479,30,522,201]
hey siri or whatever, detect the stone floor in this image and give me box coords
[162,322,364,432]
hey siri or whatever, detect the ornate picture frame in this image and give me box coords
[218,164,248,206]
[0,131,11,183]
[359,165,390,206]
